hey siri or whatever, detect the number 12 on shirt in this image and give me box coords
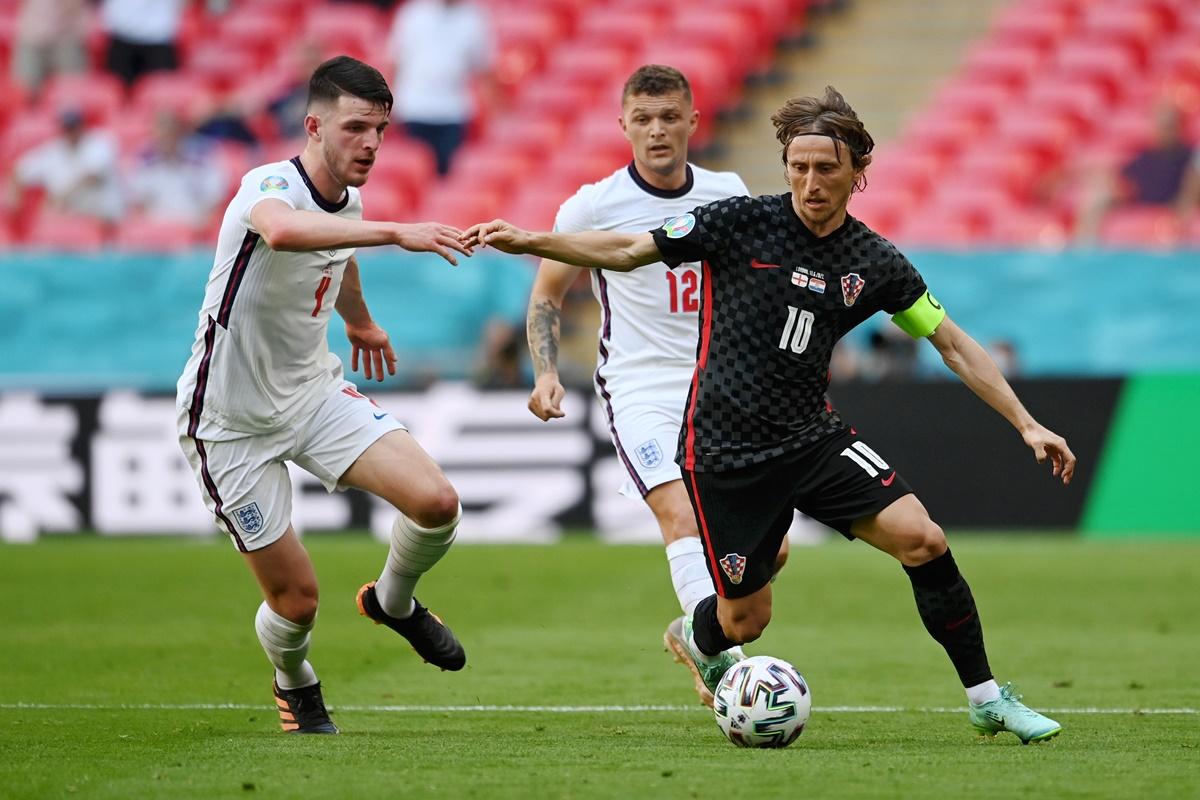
[665,268,699,314]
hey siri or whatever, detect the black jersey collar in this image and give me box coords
[627,161,694,198]
[784,193,852,243]
[290,156,349,212]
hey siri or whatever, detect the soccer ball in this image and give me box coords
[713,655,811,748]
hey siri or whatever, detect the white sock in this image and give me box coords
[666,537,715,617]
[966,679,1001,705]
[374,505,460,619]
[688,632,722,665]
[254,601,317,690]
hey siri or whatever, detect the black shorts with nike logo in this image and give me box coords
[682,427,913,598]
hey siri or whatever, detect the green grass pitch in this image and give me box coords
[2,534,1197,799]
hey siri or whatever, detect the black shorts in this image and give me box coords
[682,428,913,598]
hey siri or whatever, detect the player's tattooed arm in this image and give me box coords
[527,298,561,378]
[928,315,1076,484]
[525,259,579,421]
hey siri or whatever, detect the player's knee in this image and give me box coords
[273,584,319,626]
[899,519,947,565]
[410,481,460,528]
[773,547,789,576]
[723,603,772,644]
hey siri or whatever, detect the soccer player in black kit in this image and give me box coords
[463,87,1076,744]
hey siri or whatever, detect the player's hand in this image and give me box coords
[395,222,473,266]
[528,374,566,421]
[461,219,530,254]
[346,321,397,382]
[1022,423,1076,485]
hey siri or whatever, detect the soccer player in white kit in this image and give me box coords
[176,57,473,733]
[524,66,787,706]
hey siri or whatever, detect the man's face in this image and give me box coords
[309,95,389,187]
[620,91,697,176]
[785,134,868,233]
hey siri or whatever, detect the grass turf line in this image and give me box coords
[1,534,1197,799]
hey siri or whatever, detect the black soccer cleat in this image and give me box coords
[356,582,466,671]
[273,680,339,734]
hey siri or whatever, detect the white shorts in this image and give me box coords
[178,381,404,551]
[596,387,685,500]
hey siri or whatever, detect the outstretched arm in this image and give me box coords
[250,199,472,264]
[525,259,582,420]
[461,219,662,271]
[336,255,396,382]
[927,316,1076,484]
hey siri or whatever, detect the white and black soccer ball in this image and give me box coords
[713,655,811,748]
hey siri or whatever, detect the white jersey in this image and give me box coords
[554,163,749,399]
[177,158,362,437]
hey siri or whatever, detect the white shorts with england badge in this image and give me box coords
[596,381,688,500]
[178,380,404,551]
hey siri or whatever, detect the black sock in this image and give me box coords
[902,549,993,688]
[691,594,738,656]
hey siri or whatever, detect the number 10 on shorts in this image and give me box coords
[840,440,890,477]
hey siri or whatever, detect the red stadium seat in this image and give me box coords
[184,41,265,92]
[1023,78,1108,139]
[542,149,628,191]
[301,5,386,62]
[38,72,126,125]
[544,43,634,97]
[672,9,766,78]
[486,116,567,162]
[961,41,1045,90]
[988,206,1070,249]
[1053,41,1141,102]
[575,7,660,55]
[23,211,108,252]
[574,112,635,164]
[130,74,218,122]
[954,146,1041,201]
[447,144,533,195]
[847,186,918,241]
[112,215,202,252]
[492,8,569,88]
[502,185,571,230]
[416,183,502,229]
[514,77,602,123]
[896,113,984,164]
[1079,3,1162,67]
[931,78,1015,127]
[1098,207,1184,248]
[990,5,1074,55]
[891,212,981,249]
[358,182,413,223]
[220,6,300,49]
[1,111,60,163]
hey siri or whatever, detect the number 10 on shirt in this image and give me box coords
[779,306,814,354]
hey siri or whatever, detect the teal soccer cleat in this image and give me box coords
[969,683,1062,744]
[663,616,742,707]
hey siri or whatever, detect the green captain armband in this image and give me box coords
[891,291,947,338]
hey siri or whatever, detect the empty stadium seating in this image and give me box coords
[0,0,809,249]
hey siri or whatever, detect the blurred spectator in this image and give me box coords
[858,327,918,381]
[195,99,260,148]
[125,110,225,229]
[1075,105,1196,242]
[266,42,326,141]
[471,319,526,389]
[7,109,124,223]
[388,0,496,175]
[988,339,1020,378]
[10,0,88,97]
[101,0,185,87]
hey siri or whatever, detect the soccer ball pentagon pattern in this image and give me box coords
[713,655,811,748]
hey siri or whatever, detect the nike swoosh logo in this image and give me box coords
[373,412,387,420]
[880,471,897,487]
[750,258,781,269]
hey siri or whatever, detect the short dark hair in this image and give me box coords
[622,64,692,104]
[307,55,393,113]
[771,86,874,186]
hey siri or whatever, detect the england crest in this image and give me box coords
[635,439,663,469]
[841,272,866,307]
[233,502,264,534]
[719,553,747,585]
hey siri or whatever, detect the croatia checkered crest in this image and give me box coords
[713,655,811,748]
